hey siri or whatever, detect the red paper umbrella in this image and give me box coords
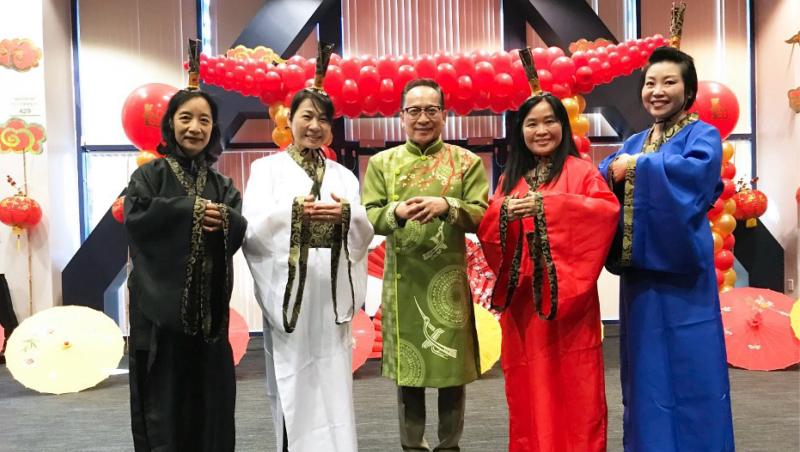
[719,287,800,371]
[368,241,385,278]
[351,309,375,372]
[228,308,249,366]
[465,239,496,311]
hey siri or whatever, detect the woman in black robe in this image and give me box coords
[124,89,246,452]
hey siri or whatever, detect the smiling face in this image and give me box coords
[641,61,687,121]
[172,96,213,158]
[289,98,332,150]
[522,100,563,158]
[401,85,446,148]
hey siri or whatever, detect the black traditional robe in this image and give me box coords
[124,153,246,452]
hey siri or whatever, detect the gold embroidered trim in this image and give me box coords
[523,158,553,189]
[642,113,698,154]
[386,201,401,230]
[165,156,208,197]
[529,192,558,320]
[496,196,524,311]
[287,144,326,198]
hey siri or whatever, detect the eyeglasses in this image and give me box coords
[402,105,443,119]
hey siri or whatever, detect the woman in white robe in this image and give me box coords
[242,86,373,452]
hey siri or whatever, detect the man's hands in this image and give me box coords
[610,153,639,183]
[304,193,344,223]
[506,192,538,221]
[394,196,449,224]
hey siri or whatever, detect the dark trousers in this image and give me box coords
[397,385,466,451]
[0,274,18,360]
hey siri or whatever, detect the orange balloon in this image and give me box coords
[723,198,737,215]
[562,97,579,120]
[571,115,590,136]
[271,127,292,148]
[713,213,737,236]
[274,106,290,128]
[135,150,158,167]
[712,231,723,252]
[268,102,281,121]
[723,268,737,287]
[719,284,734,293]
[721,141,734,163]
[575,94,586,114]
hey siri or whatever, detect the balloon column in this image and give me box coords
[562,95,591,159]
[268,103,292,149]
[121,83,177,166]
[694,81,741,293]
[196,35,670,119]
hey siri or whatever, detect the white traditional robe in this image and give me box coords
[242,151,373,452]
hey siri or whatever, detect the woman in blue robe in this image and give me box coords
[598,47,735,451]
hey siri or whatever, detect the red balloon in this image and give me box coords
[474,90,491,110]
[378,99,398,117]
[303,58,316,80]
[323,65,345,96]
[111,196,125,223]
[121,83,179,150]
[360,54,377,68]
[453,53,476,77]
[714,249,734,271]
[723,233,735,251]
[537,69,554,92]
[715,268,724,286]
[550,83,571,99]
[283,64,305,91]
[575,66,594,85]
[351,310,375,372]
[378,78,396,103]
[321,144,337,160]
[474,61,495,91]
[545,46,565,65]
[340,57,361,80]
[571,50,589,68]
[720,178,736,200]
[531,47,549,70]
[414,54,437,79]
[456,75,474,100]
[493,73,514,98]
[450,97,473,116]
[434,51,453,67]
[550,56,576,84]
[396,65,418,92]
[358,66,380,96]
[341,79,360,104]
[689,81,740,140]
[721,161,736,180]
[491,51,513,75]
[361,95,379,116]
[435,63,459,92]
[377,55,398,79]
[341,100,362,118]
[708,198,724,219]
[489,95,511,114]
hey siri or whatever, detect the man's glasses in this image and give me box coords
[402,105,443,119]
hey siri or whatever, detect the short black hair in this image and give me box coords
[640,46,698,110]
[159,89,222,162]
[501,93,580,195]
[289,89,334,122]
[401,78,445,110]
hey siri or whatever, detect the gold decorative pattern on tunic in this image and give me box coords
[529,192,558,320]
[523,157,553,189]
[426,266,470,329]
[394,219,425,252]
[415,297,459,360]
[422,222,448,261]
[444,196,460,225]
[397,144,471,195]
[385,201,400,230]
[398,338,426,386]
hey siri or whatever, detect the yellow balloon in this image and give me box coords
[712,231,723,252]
[722,141,734,163]
[575,94,586,114]
[723,269,737,287]
[790,300,800,341]
[274,105,290,128]
[723,198,737,215]
[720,284,734,293]
[714,213,737,236]
[571,115,590,136]
[562,97,580,120]
[268,102,281,121]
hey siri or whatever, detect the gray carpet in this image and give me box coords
[0,336,797,451]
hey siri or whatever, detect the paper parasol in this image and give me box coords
[720,287,800,371]
[6,306,124,394]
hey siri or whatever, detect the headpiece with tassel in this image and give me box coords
[669,1,687,49]
[187,38,201,90]
[308,41,335,94]
[518,47,542,96]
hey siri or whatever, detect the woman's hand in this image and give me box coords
[610,154,639,183]
[202,201,223,232]
[307,193,344,223]
[506,192,537,221]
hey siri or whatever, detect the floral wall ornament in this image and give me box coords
[0,117,46,153]
[225,45,286,64]
[788,87,800,113]
[0,38,42,72]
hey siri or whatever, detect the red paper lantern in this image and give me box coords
[0,194,42,235]
[732,188,767,228]
[111,196,125,223]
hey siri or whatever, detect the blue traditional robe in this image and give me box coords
[598,116,735,452]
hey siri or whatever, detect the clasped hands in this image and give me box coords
[202,200,223,233]
[394,196,449,224]
[609,153,640,183]
[506,191,538,222]
[302,193,344,223]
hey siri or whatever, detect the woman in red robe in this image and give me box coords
[478,93,619,452]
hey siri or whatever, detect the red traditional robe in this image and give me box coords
[477,156,619,452]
